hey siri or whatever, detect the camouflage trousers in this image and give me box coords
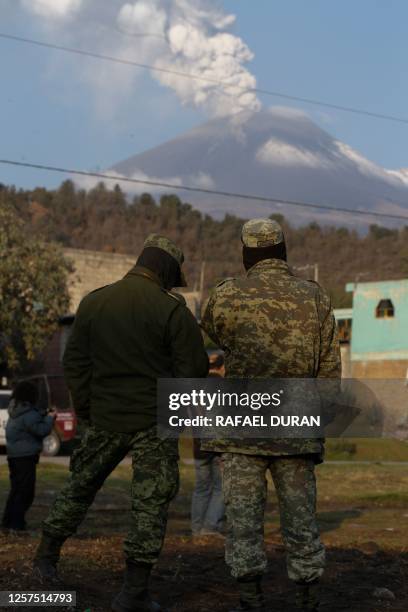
[43,425,179,564]
[222,453,325,582]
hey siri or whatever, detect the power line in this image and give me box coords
[1,31,408,125]
[1,158,408,222]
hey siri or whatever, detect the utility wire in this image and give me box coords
[1,31,408,125]
[1,158,407,222]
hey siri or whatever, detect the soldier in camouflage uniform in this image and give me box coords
[201,219,341,612]
[33,234,209,612]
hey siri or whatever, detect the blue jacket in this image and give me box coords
[6,400,54,458]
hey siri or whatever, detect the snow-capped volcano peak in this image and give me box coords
[111,108,408,226]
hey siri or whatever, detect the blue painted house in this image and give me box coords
[335,279,408,378]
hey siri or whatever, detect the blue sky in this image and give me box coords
[0,0,407,190]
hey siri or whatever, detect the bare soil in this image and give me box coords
[1,531,407,612]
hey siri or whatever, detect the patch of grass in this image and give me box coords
[316,463,408,508]
[325,438,408,461]
[2,451,408,551]
[326,440,357,459]
[359,491,408,505]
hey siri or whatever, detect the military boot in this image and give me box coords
[32,533,65,583]
[112,561,166,612]
[229,575,266,611]
[294,580,320,611]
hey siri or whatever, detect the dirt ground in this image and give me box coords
[1,533,408,612]
[1,457,408,612]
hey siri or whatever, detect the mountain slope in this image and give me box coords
[112,108,408,225]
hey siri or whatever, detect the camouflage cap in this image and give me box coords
[143,233,187,287]
[241,218,284,248]
[143,234,185,266]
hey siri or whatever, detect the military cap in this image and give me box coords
[143,233,187,287]
[143,234,184,265]
[241,218,284,248]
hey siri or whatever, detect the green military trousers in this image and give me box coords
[43,425,179,564]
[222,453,325,583]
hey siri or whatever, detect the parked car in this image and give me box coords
[0,375,77,456]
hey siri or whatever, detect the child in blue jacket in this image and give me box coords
[2,381,56,532]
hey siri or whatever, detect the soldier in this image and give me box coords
[33,234,209,612]
[201,219,341,612]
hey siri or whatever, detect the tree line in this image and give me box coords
[2,180,407,311]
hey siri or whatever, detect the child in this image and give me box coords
[2,381,56,533]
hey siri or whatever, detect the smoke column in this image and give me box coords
[19,0,261,117]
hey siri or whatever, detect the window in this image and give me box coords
[375,299,394,318]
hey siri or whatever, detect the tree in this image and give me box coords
[1,180,406,310]
[369,224,397,240]
[0,201,72,373]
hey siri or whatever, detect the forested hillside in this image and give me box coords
[1,180,407,307]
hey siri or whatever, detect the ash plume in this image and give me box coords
[18,0,261,117]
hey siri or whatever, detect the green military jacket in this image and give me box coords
[200,258,341,459]
[63,265,208,433]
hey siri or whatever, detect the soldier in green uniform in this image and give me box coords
[33,234,209,612]
[201,219,341,612]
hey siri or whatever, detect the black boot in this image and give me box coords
[112,561,166,612]
[32,533,65,583]
[229,575,266,611]
[294,581,320,611]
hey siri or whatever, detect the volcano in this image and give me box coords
[111,107,408,226]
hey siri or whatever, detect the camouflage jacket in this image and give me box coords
[200,258,341,459]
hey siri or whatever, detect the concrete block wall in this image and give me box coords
[63,248,202,317]
[64,248,136,313]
